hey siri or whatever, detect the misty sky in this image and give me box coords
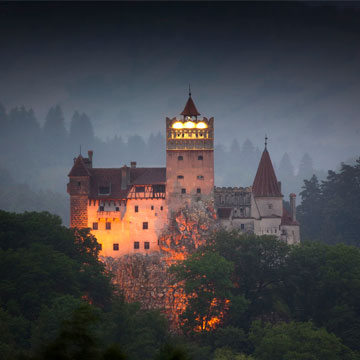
[1,2,360,171]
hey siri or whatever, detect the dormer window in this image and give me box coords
[99,186,110,195]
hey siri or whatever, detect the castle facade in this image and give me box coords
[67,93,300,257]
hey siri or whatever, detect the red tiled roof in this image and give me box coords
[83,167,166,199]
[68,155,90,177]
[131,167,166,185]
[89,168,128,199]
[252,148,282,197]
[217,208,232,219]
[181,96,200,116]
[281,208,299,226]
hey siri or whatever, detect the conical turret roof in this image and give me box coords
[252,148,282,197]
[68,155,90,177]
[181,94,200,117]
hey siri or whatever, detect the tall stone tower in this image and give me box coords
[165,90,214,212]
[67,154,92,228]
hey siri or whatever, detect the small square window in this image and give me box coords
[240,224,245,230]
[135,205,139,213]
[197,175,204,180]
[151,205,154,210]
[198,155,203,160]
[98,243,102,250]
[115,206,120,211]
[92,222,98,230]
[106,222,111,230]
[134,241,140,249]
[197,188,201,194]
[143,222,148,230]
[144,242,150,250]
[181,188,186,194]
[178,155,183,160]
[99,206,104,211]
[177,175,184,179]
[113,244,119,251]
[160,206,163,211]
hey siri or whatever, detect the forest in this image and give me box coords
[1,211,360,360]
[1,158,360,360]
[0,103,328,226]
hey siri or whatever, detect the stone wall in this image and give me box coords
[70,195,88,228]
[102,200,217,329]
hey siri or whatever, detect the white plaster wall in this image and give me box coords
[254,197,283,218]
[88,198,167,258]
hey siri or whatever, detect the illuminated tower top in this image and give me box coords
[166,92,214,151]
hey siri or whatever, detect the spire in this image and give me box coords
[265,134,268,149]
[181,88,200,117]
[252,146,282,197]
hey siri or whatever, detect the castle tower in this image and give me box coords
[251,138,283,220]
[166,90,214,212]
[67,155,91,228]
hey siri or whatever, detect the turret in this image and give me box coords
[251,137,283,218]
[67,155,91,228]
[166,89,214,211]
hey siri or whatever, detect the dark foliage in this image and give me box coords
[298,159,360,246]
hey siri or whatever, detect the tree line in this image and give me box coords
[0,102,327,226]
[298,158,360,247]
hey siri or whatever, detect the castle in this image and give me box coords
[67,92,300,257]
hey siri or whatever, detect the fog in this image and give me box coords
[0,2,359,224]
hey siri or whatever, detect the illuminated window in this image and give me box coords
[197,188,201,194]
[134,241,140,249]
[143,222,148,230]
[177,175,184,179]
[178,156,183,160]
[92,222,98,230]
[106,222,111,230]
[198,155,203,160]
[197,175,204,180]
[144,242,150,250]
[151,205,154,210]
[196,122,207,129]
[135,205,139,213]
[113,244,119,251]
[181,188,186,194]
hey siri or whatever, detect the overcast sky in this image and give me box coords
[1,2,360,171]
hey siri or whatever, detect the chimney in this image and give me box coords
[130,161,137,168]
[88,150,93,168]
[290,193,296,222]
[121,165,130,190]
